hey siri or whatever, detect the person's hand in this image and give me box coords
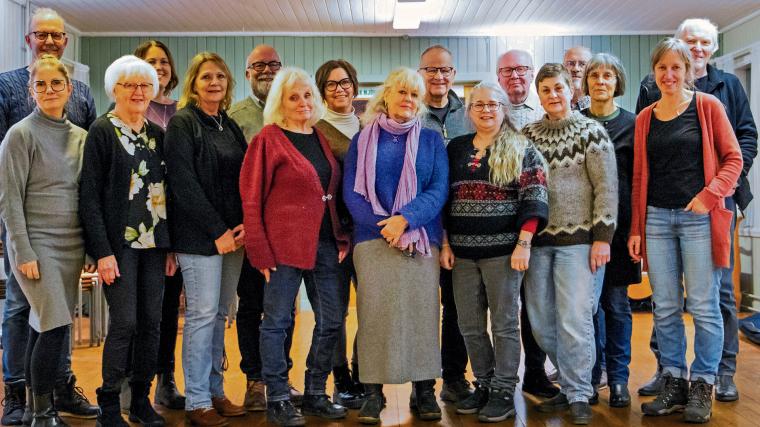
[259,267,276,283]
[377,215,408,247]
[215,230,237,254]
[685,197,709,214]
[590,241,611,273]
[511,245,531,271]
[232,224,245,248]
[627,236,642,263]
[165,252,178,276]
[19,261,39,280]
[83,264,97,274]
[338,247,349,263]
[439,245,455,270]
[98,255,120,285]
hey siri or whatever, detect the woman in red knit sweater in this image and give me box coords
[239,67,350,427]
[627,38,742,423]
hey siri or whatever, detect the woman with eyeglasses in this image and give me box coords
[313,59,365,410]
[0,54,95,427]
[440,82,548,422]
[79,55,173,427]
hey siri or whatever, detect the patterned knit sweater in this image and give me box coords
[446,133,549,259]
[522,111,618,247]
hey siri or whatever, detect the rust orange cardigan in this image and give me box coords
[631,92,743,270]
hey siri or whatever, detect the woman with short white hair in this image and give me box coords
[343,67,449,424]
[240,67,350,426]
[79,54,173,427]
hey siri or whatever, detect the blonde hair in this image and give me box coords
[178,52,235,110]
[28,54,70,86]
[468,82,539,187]
[263,67,325,128]
[651,37,695,88]
[362,67,427,126]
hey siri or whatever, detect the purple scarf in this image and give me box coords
[353,113,431,257]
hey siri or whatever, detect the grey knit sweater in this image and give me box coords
[522,111,618,247]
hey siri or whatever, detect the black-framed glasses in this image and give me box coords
[498,66,531,77]
[470,102,503,112]
[31,79,66,93]
[418,66,454,77]
[247,61,282,72]
[564,60,588,68]
[30,31,66,42]
[325,78,353,92]
[116,82,153,93]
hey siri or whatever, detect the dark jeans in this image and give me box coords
[2,224,72,385]
[440,268,468,383]
[101,248,165,391]
[520,287,547,376]
[156,270,184,375]
[25,326,68,395]
[260,239,345,401]
[592,285,632,385]
[332,255,358,370]
[648,197,738,376]
[236,258,295,381]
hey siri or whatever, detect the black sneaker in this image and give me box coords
[535,393,569,413]
[439,378,473,403]
[478,388,515,423]
[357,388,385,425]
[684,379,713,423]
[301,394,346,419]
[54,375,99,419]
[570,401,592,425]
[410,380,441,421]
[522,371,560,398]
[266,400,305,427]
[641,374,688,416]
[455,382,489,414]
[1,382,26,426]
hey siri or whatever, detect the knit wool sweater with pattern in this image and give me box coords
[522,111,618,247]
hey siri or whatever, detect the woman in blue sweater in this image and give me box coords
[343,67,448,425]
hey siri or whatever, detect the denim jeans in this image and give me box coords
[440,268,469,383]
[592,284,632,386]
[332,255,358,370]
[524,244,595,403]
[179,248,244,410]
[645,206,723,384]
[452,256,521,392]
[260,239,345,401]
[591,266,607,385]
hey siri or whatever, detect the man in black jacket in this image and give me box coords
[635,18,758,403]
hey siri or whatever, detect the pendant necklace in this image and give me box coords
[149,103,168,129]
[210,114,224,131]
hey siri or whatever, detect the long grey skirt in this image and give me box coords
[354,238,441,384]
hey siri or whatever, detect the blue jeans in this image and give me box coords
[592,284,632,386]
[261,239,345,402]
[524,244,595,403]
[178,248,244,410]
[591,267,606,385]
[715,197,739,376]
[645,206,722,384]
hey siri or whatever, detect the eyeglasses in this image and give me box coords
[30,31,66,42]
[325,78,353,92]
[470,102,503,112]
[418,66,454,77]
[564,60,588,68]
[116,82,154,93]
[498,66,531,77]
[247,61,282,72]
[31,79,66,93]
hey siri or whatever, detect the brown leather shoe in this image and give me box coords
[185,408,229,426]
[212,396,246,417]
[244,380,267,412]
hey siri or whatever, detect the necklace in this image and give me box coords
[148,103,168,129]
[391,134,402,143]
[209,114,223,131]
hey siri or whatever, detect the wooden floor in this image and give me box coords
[3,309,760,426]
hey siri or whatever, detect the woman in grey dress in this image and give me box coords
[0,54,94,427]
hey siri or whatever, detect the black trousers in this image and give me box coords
[440,268,469,382]
[156,269,184,374]
[25,325,68,394]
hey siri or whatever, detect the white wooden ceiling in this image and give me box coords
[34,0,760,36]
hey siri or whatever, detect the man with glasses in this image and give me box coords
[228,44,302,413]
[417,44,474,406]
[0,8,97,426]
[563,46,592,111]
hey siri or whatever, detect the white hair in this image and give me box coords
[675,18,719,53]
[104,55,159,101]
[263,67,325,128]
[28,7,64,29]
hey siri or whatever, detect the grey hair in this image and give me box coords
[263,67,325,128]
[28,7,64,29]
[675,18,719,54]
[104,55,160,101]
[582,53,628,97]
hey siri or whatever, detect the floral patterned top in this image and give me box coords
[107,112,170,249]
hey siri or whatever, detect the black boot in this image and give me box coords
[153,373,185,410]
[410,380,441,421]
[53,376,98,419]
[22,385,33,426]
[2,381,26,426]
[95,388,128,427]
[128,382,165,426]
[30,393,68,427]
[332,365,365,410]
[358,384,385,425]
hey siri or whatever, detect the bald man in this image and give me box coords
[0,7,98,425]
[496,49,544,130]
[229,44,282,142]
[563,46,592,110]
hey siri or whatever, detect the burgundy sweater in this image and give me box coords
[240,124,350,270]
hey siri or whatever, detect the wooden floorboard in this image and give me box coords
[3,310,760,426]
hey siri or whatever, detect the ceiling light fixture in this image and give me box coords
[393,0,426,30]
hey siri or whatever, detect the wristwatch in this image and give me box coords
[516,239,531,249]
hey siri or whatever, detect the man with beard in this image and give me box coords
[228,44,302,413]
[0,7,98,426]
[563,46,592,111]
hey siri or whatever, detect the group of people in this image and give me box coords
[0,7,756,427]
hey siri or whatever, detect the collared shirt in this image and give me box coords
[572,95,591,111]
[507,91,545,130]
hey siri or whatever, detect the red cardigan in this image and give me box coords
[240,124,350,270]
[631,92,743,269]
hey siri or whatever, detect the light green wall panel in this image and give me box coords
[724,14,760,53]
[81,34,669,114]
